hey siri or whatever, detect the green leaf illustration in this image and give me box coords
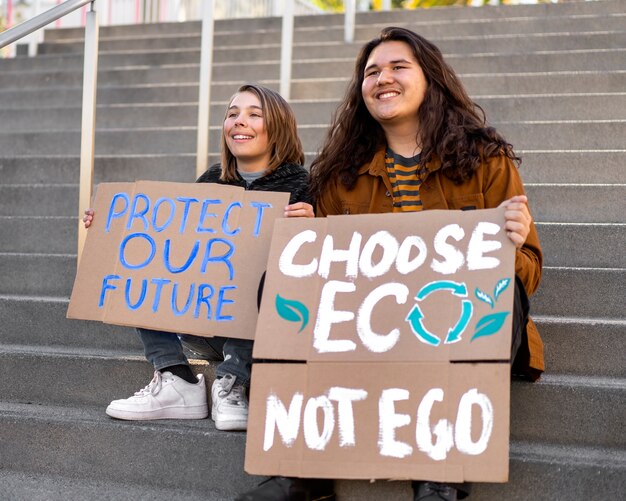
[494,278,511,302]
[474,288,494,309]
[471,311,510,342]
[275,294,309,333]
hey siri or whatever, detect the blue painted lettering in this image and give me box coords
[200,238,235,280]
[125,278,147,310]
[250,201,272,237]
[126,193,150,231]
[171,283,196,316]
[150,278,171,312]
[216,285,237,321]
[105,193,129,232]
[152,197,176,232]
[196,199,221,233]
[176,197,199,233]
[163,239,200,273]
[194,284,215,319]
[99,274,120,306]
[222,202,242,236]
[119,232,156,270]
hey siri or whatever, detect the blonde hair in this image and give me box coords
[220,84,305,181]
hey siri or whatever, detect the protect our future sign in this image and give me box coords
[246,208,515,482]
[67,181,289,339]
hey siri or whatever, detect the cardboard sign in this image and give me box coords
[67,181,289,339]
[246,362,510,482]
[253,208,515,362]
[246,209,515,482]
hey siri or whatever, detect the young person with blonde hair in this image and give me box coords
[85,84,314,431]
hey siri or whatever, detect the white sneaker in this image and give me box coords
[106,371,208,420]
[211,374,248,431]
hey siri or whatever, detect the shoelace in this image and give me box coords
[134,371,162,397]
[218,375,245,404]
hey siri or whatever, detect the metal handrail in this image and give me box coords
[0,0,93,47]
[0,0,99,265]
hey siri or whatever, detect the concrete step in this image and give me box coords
[492,121,626,151]
[2,66,624,100]
[2,295,623,379]
[289,71,626,101]
[0,401,261,499]
[0,346,211,408]
[0,253,76,297]
[2,180,623,226]
[463,70,626,96]
[537,316,626,378]
[0,216,76,254]
[518,151,626,184]
[3,94,626,130]
[0,155,196,185]
[38,8,626,45]
[297,14,626,44]
[0,469,220,501]
[0,129,197,156]
[1,48,624,76]
[0,184,78,217]
[0,345,622,449]
[532,266,625,320]
[0,85,201,109]
[0,394,624,500]
[0,295,141,353]
[0,120,623,157]
[478,93,626,121]
[0,250,622,319]
[535,223,625,268]
[509,374,625,449]
[39,30,358,54]
[2,293,623,381]
[525,184,626,224]
[35,30,626,61]
[2,215,622,270]
[39,1,626,43]
[0,64,202,88]
[1,149,622,187]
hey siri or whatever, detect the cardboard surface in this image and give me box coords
[246,362,510,482]
[254,208,515,362]
[67,181,289,339]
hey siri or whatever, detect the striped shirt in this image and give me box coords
[385,148,423,212]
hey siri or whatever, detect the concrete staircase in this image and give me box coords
[0,1,624,498]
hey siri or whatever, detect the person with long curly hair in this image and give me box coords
[237,27,543,501]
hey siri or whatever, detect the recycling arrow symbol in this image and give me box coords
[405,280,474,347]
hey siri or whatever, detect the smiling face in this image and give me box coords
[361,40,427,132]
[223,91,270,172]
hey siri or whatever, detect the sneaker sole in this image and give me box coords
[213,418,248,431]
[211,410,248,431]
[106,405,208,421]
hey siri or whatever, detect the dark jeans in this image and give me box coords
[137,328,254,385]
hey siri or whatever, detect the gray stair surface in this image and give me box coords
[0,1,624,499]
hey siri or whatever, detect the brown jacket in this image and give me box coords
[317,149,544,380]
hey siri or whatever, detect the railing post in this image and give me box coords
[77,1,99,265]
[280,0,294,101]
[344,0,355,44]
[195,0,215,179]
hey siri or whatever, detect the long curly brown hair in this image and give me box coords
[310,27,519,199]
